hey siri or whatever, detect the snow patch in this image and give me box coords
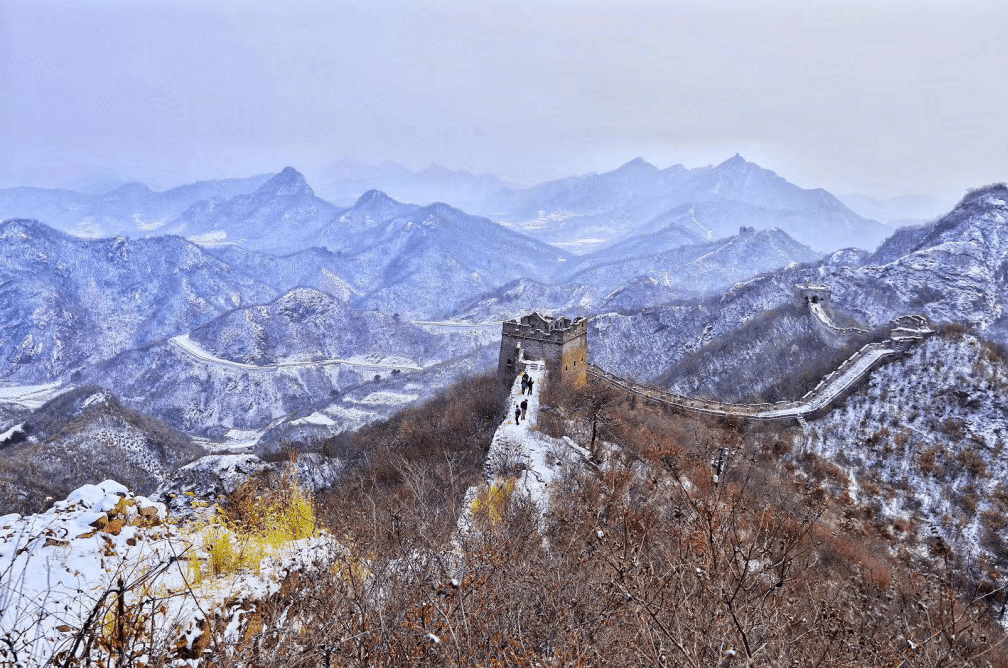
[187,230,233,246]
[0,477,339,666]
[0,422,24,442]
[346,390,420,406]
[292,411,336,426]
[81,391,108,409]
[0,382,72,409]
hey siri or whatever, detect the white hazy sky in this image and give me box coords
[1,0,1005,200]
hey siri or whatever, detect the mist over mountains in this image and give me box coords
[0,174,274,239]
[311,155,889,253]
[591,183,1008,385]
[2,156,1006,511]
[2,155,887,256]
[5,154,1008,663]
[3,161,1002,400]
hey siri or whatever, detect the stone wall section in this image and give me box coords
[498,313,587,387]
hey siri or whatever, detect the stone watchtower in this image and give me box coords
[498,312,588,387]
[794,282,831,308]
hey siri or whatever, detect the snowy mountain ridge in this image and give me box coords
[0,174,274,239]
[315,155,888,253]
[590,183,1008,385]
[0,218,277,384]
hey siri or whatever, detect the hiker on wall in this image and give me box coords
[520,398,528,420]
[521,374,528,394]
[526,377,534,395]
[514,404,522,424]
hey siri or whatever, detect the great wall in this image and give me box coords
[502,286,934,426]
[591,316,931,424]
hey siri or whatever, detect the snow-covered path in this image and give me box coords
[482,362,587,509]
[589,305,932,423]
[411,320,499,332]
[755,346,896,418]
[588,340,902,422]
[808,301,835,329]
[170,334,421,373]
[808,301,869,336]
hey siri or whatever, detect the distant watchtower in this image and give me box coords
[498,312,588,387]
[794,282,831,308]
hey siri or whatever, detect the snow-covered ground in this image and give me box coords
[0,381,73,410]
[755,345,897,418]
[0,476,338,666]
[807,333,1008,554]
[290,411,336,427]
[0,423,23,442]
[344,389,421,406]
[478,361,588,513]
[191,418,288,453]
[170,334,422,373]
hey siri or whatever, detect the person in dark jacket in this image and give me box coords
[521,376,528,394]
[514,404,522,424]
[527,377,534,395]
[520,398,528,420]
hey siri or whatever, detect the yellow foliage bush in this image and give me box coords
[470,477,516,527]
[193,472,316,580]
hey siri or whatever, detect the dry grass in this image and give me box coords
[190,468,316,581]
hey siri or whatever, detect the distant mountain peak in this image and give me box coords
[423,201,458,216]
[105,182,152,199]
[0,217,64,240]
[715,153,756,171]
[354,189,402,208]
[420,163,454,177]
[617,157,658,172]
[259,167,314,198]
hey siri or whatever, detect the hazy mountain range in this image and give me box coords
[3,155,1005,467]
[448,226,821,322]
[592,183,1008,385]
[0,218,272,383]
[0,174,273,239]
[2,156,889,255]
[838,191,957,227]
[3,160,1008,595]
[310,155,889,253]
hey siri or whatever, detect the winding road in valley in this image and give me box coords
[169,334,422,374]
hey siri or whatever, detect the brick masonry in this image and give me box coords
[498,312,588,387]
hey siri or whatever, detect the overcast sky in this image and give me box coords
[1,0,1005,201]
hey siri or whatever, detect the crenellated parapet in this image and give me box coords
[794,282,831,307]
[498,312,588,387]
[501,313,587,344]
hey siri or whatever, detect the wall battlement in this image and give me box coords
[501,315,587,344]
[498,312,588,387]
[794,282,831,307]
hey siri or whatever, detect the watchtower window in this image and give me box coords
[506,358,513,369]
[811,296,819,304]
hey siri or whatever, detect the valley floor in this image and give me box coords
[170,332,422,373]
